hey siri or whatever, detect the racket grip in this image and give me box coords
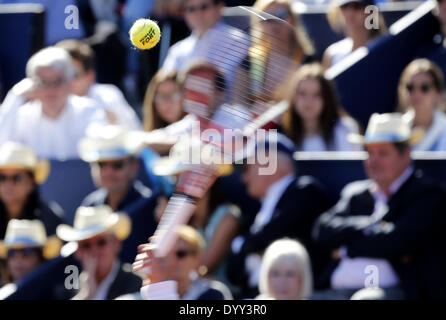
[151,194,197,257]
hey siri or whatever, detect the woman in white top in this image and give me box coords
[322,0,386,69]
[281,63,361,151]
[397,58,446,151]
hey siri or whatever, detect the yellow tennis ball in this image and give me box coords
[129,18,161,50]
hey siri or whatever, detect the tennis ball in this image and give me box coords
[129,18,161,50]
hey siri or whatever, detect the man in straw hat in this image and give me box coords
[78,124,158,264]
[56,205,142,300]
[0,219,61,286]
[312,112,446,300]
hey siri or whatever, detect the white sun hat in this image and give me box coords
[0,219,61,259]
[348,112,423,145]
[56,205,131,242]
[78,124,146,162]
[0,142,50,184]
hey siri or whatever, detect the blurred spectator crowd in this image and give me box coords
[1,0,446,301]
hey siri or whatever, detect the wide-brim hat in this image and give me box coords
[348,112,424,146]
[0,142,50,184]
[0,219,62,259]
[78,124,146,162]
[337,0,375,7]
[56,205,131,242]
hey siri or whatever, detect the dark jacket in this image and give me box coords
[313,170,446,299]
[226,175,333,297]
[106,264,143,300]
[82,180,158,264]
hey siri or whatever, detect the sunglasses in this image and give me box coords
[78,237,110,250]
[340,2,366,10]
[155,92,182,104]
[7,247,40,258]
[265,8,290,20]
[97,160,127,171]
[405,82,434,94]
[184,2,213,14]
[35,77,66,88]
[0,173,28,184]
[175,249,196,259]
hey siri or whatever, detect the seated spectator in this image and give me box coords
[226,132,333,298]
[312,113,446,299]
[232,0,315,104]
[256,238,313,300]
[78,124,158,264]
[161,0,249,88]
[142,69,185,132]
[0,219,61,285]
[281,63,362,151]
[56,205,142,300]
[0,47,108,159]
[396,59,446,151]
[322,0,386,69]
[0,142,64,238]
[55,39,141,130]
[134,225,233,300]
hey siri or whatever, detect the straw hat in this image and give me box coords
[348,113,424,145]
[56,205,131,242]
[0,142,50,184]
[0,219,62,259]
[152,136,233,177]
[78,124,146,162]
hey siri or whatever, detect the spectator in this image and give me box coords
[256,238,313,300]
[232,0,315,104]
[55,39,141,130]
[281,63,361,151]
[78,124,158,264]
[0,219,61,285]
[313,113,446,299]
[142,70,184,132]
[161,0,249,88]
[134,225,233,300]
[56,205,142,300]
[0,47,109,159]
[322,0,386,69]
[226,132,333,298]
[0,142,64,238]
[396,58,446,151]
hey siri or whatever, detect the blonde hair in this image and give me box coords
[175,225,206,253]
[258,238,313,300]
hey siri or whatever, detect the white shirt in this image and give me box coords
[7,95,108,159]
[162,21,250,86]
[299,117,361,151]
[411,109,446,151]
[330,166,414,290]
[326,38,354,68]
[87,83,141,130]
[90,260,121,300]
[231,174,296,254]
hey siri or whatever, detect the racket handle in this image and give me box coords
[151,194,197,257]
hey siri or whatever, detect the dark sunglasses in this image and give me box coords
[175,249,196,259]
[78,237,110,250]
[406,82,434,94]
[265,8,290,20]
[7,247,40,258]
[0,173,28,184]
[35,77,66,88]
[97,160,126,170]
[185,2,213,13]
[340,2,366,10]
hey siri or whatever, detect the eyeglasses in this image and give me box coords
[78,237,111,250]
[265,8,291,20]
[406,82,434,94]
[35,77,66,88]
[0,173,28,184]
[175,249,196,259]
[155,92,182,104]
[7,247,40,258]
[340,2,366,10]
[97,160,127,171]
[184,2,213,14]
